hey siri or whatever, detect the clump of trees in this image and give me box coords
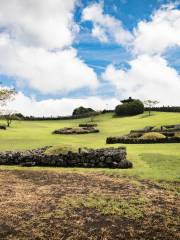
[115,98,144,116]
[72,106,96,116]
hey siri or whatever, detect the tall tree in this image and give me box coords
[0,88,16,126]
[144,100,159,116]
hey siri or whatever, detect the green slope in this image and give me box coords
[0,111,180,181]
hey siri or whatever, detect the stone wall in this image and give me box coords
[107,124,180,144]
[0,147,132,169]
[106,136,180,144]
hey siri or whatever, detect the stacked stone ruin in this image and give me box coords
[107,124,180,144]
[0,146,132,168]
[53,123,99,134]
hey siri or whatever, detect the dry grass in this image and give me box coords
[0,169,179,240]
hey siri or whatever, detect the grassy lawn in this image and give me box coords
[0,111,180,181]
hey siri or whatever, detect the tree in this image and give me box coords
[1,110,19,127]
[115,99,144,116]
[72,106,95,116]
[0,88,16,126]
[144,100,159,116]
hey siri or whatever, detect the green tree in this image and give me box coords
[0,88,16,126]
[72,106,95,116]
[115,99,144,116]
[144,100,159,116]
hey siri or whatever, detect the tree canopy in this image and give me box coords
[72,106,95,116]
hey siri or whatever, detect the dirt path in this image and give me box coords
[0,169,179,240]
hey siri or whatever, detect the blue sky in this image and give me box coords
[0,0,180,116]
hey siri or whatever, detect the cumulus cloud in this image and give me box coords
[7,92,119,117]
[101,3,180,106]
[102,54,180,105]
[0,0,78,49]
[0,34,98,94]
[82,2,180,55]
[82,2,133,45]
[0,0,98,94]
[133,3,180,55]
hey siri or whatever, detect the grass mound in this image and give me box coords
[45,144,79,155]
[175,132,180,138]
[140,132,166,140]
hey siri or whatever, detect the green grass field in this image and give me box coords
[0,111,180,181]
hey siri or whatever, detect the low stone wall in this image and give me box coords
[106,136,180,144]
[53,127,99,134]
[107,124,180,144]
[0,146,132,168]
[130,124,180,134]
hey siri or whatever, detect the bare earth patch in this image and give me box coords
[0,169,179,240]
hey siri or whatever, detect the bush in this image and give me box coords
[175,132,180,138]
[115,100,144,116]
[0,124,6,130]
[140,132,166,140]
[72,106,95,116]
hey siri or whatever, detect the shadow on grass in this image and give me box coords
[138,114,156,119]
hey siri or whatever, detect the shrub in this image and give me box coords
[0,124,6,130]
[175,132,180,138]
[140,132,166,140]
[115,100,144,116]
[72,106,95,116]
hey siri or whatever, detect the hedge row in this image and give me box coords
[145,106,180,112]
[15,112,100,121]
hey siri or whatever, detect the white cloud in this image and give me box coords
[7,92,119,117]
[102,54,180,105]
[0,0,98,94]
[133,3,180,55]
[0,0,78,49]
[92,25,109,43]
[82,2,133,45]
[0,34,98,94]
[82,2,180,55]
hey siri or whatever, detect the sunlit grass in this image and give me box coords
[0,111,180,181]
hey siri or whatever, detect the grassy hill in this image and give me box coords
[0,112,179,239]
[0,111,180,181]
